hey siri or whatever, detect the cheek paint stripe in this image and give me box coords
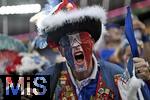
[64,46,75,69]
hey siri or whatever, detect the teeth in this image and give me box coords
[75,53,82,56]
[77,59,83,62]
[75,52,82,55]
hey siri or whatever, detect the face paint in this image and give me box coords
[80,32,94,70]
[59,36,74,68]
[59,32,94,72]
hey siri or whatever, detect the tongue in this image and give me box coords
[76,59,83,62]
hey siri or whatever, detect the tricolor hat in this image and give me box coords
[33,5,106,49]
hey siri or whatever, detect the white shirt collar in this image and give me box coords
[89,54,98,79]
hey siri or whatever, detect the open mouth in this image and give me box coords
[74,51,84,64]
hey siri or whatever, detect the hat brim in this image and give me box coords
[45,16,101,43]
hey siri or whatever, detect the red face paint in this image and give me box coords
[80,32,94,68]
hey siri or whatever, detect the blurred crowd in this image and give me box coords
[0,36,65,75]
[96,17,150,70]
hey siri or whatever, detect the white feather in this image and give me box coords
[37,6,107,34]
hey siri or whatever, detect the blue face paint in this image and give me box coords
[59,36,75,69]
[59,34,88,72]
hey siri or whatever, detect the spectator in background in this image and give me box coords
[143,26,150,64]
[131,16,150,48]
[132,16,150,86]
[132,17,150,65]
[116,16,150,86]
[105,23,123,49]
[132,16,146,40]
[98,23,123,65]
[101,19,150,83]
[120,39,144,66]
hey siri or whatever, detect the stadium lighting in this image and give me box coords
[0,4,41,15]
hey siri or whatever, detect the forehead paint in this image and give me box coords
[79,32,92,43]
[68,33,81,47]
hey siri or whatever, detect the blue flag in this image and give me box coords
[125,6,150,100]
[125,6,139,57]
[125,6,139,77]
